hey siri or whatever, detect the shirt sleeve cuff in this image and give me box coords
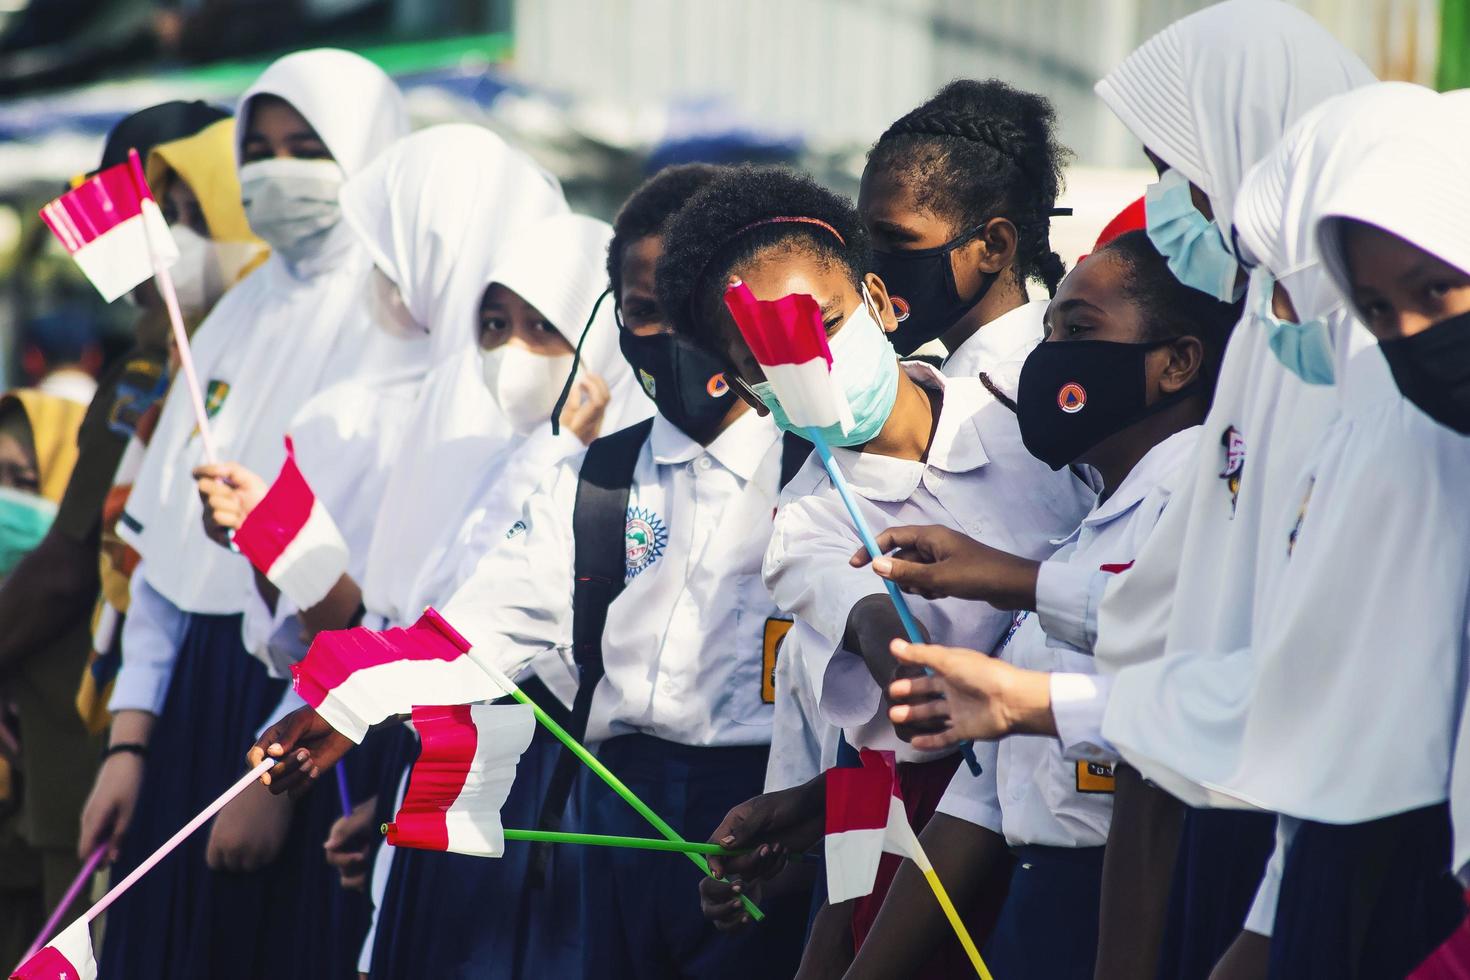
[1035,560,1105,652]
[1050,671,1118,762]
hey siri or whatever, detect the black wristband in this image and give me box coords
[104,742,148,760]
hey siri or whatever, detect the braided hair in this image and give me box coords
[868,79,1070,296]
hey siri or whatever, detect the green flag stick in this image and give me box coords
[382,824,739,855]
[500,683,766,921]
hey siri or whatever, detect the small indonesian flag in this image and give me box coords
[385,703,535,856]
[824,749,928,903]
[10,921,96,980]
[723,281,854,435]
[233,437,350,611]
[291,608,514,743]
[39,153,178,303]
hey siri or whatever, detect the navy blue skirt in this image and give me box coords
[1155,807,1276,980]
[1269,803,1465,979]
[370,720,584,979]
[99,613,286,980]
[983,845,1105,980]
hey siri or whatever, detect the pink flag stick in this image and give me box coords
[19,843,107,963]
[78,759,271,929]
[126,148,218,465]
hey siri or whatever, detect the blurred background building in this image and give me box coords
[0,0,1463,383]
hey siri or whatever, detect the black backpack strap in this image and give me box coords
[779,431,811,489]
[533,419,652,870]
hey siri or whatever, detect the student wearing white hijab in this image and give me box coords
[76,49,408,980]
[1215,91,1470,979]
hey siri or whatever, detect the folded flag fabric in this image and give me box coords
[723,280,854,434]
[10,921,96,980]
[1409,894,1470,979]
[39,154,178,303]
[233,436,350,611]
[824,748,926,903]
[385,703,536,856]
[291,608,514,743]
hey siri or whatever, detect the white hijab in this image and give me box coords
[360,213,651,626]
[119,49,409,615]
[240,125,568,667]
[1090,4,1375,804]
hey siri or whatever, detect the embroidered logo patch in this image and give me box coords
[204,379,230,418]
[624,506,668,580]
[762,618,794,704]
[1057,382,1086,414]
[1287,478,1314,557]
[638,368,657,398]
[505,519,528,540]
[1220,425,1245,515]
[1076,761,1116,793]
[891,295,911,322]
[706,373,729,397]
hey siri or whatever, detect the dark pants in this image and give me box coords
[1269,803,1465,980]
[983,844,1105,980]
[1156,806,1276,980]
[1096,764,1185,980]
[580,734,809,980]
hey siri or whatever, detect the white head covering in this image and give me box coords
[239,125,569,667]
[1095,0,1374,231]
[119,49,409,615]
[1090,5,1378,805]
[340,124,568,365]
[1192,91,1470,823]
[360,213,651,626]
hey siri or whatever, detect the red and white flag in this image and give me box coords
[233,437,350,611]
[723,280,853,434]
[824,749,929,903]
[10,921,96,980]
[384,703,535,856]
[291,608,514,743]
[39,153,178,303]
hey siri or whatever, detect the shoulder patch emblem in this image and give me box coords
[1219,425,1245,515]
[624,506,668,580]
[505,519,528,540]
[204,379,230,418]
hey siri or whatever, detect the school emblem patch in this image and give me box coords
[624,506,668,580]
[891,295,911,322]
[706,373,729,397]
[1220,425,1245,515]
[1057,382,1086,414]
[505,519,528,540]
[638,368,657,398]
[204,380,230,418]
[1287,478,1314,557]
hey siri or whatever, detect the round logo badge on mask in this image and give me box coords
[1057,382,1087,414]
[706,374,729,397]
[890,296,911,323]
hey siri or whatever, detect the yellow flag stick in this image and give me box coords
[912,844,993,980]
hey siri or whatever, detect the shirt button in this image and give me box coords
[697,457,712,471]
[685,463,696,475]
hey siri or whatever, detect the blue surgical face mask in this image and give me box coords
[750,285,900,447]
[1250,268,1335,385]
[1146,168,1243,302]
[0,487,55,577]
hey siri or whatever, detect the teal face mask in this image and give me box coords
[1145,168,1243,302]
[1250,269,1335,385]
[0,487,56,576]
[750,286,900,447]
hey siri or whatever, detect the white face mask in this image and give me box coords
[480,344,575,435]
[367,266,423,339]
[168,224,227,314]
[239,158,345,265]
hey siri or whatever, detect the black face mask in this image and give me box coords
[618,328,736,443]
[873,224,995,357]
[1017,338,1197,470]
[1377,310,1470,436]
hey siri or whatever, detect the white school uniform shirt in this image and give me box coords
[940,300,1045,390]
[442,409,784,747]
[764,361,1094,761]
[764,636,840,793]
[937,427,1199,847]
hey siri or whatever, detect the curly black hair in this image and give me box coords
[656,164,872,354]
[607,163,726,300]
[868,79,1070,296]
[1096,229,1241,391]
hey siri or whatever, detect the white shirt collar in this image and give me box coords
[830,361,992,502]
[941,299,1045,378]
[1084,425,1200,528]
[648,407,779,482]
[37,368,98,407]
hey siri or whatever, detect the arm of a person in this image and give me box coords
[107,566,189,717]
[0,526,100,674]
[843,814,1011,979]
[297,574,362,636]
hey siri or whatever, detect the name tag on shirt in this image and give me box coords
[762,618,794,705]
[1076,761,1116,794]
